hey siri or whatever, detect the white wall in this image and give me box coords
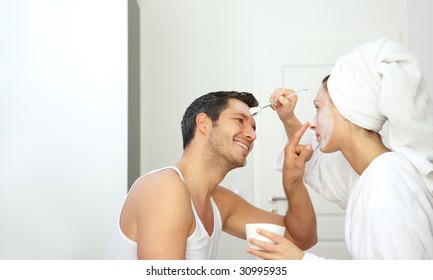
[139,0,409,174]
[0,0,128,259]
[408,0,433,92]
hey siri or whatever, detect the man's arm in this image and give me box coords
[214,181,317,250]
[121,173,193,259]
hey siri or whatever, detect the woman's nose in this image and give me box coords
[310,116,317,131]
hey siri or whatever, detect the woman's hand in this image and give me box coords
[283,122,313,186]
[270,88,298,124]
[270,88,303,139]
[246,229,305,260]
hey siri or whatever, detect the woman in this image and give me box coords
[247,38,433,260]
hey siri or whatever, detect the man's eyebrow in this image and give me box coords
[234,111,250,120]
[234,112,256,131]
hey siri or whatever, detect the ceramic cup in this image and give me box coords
[245,223,286,250]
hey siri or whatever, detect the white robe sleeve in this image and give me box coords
[273,129,358,209]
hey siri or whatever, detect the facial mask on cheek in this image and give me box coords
[318,105,334,149]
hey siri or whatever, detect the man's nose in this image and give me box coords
[245,126,257,142]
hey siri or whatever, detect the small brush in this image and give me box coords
[250,88,308,116]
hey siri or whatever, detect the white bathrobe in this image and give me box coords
[275,130,433,259]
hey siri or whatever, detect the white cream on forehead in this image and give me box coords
[231,100,250,113]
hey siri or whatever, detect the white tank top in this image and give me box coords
[106,166,222,260]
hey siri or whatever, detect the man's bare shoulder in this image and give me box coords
[120,168,193,243]
[128,168,190,207]
[213,185,242,203]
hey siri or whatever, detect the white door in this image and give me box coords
[252,33,400,259]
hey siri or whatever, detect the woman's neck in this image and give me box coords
[341,131,391,175]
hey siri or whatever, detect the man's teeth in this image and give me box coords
[235,141,248,151]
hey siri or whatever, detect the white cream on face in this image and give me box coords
[317,103,334,150]
[314,88,335,151]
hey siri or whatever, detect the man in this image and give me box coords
[107,91,317,259]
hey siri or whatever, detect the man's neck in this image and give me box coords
[176,153,228,204]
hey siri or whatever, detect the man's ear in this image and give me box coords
[196,112,210,135]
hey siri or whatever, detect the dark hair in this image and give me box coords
[181,91,258,149]
[322,74,330,89]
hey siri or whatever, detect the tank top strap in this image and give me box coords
[167,166,186,183]
[144,166,185,183]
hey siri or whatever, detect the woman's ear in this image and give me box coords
[196,113,210,135]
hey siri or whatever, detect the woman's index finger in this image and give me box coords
[289,122,309,147]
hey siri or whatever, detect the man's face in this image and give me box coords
[207,99,257,169]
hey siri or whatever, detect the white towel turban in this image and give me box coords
[327,38,433,195]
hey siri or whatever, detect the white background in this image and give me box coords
[0,0,128,259]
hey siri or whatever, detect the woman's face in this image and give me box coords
[310,85,345,152]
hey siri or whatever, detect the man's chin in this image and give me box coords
[236,159,247,168]
[228,158,247,170]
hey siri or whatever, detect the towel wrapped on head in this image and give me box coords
[327,38,433,195]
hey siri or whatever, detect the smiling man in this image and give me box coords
[107,91,317,260]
